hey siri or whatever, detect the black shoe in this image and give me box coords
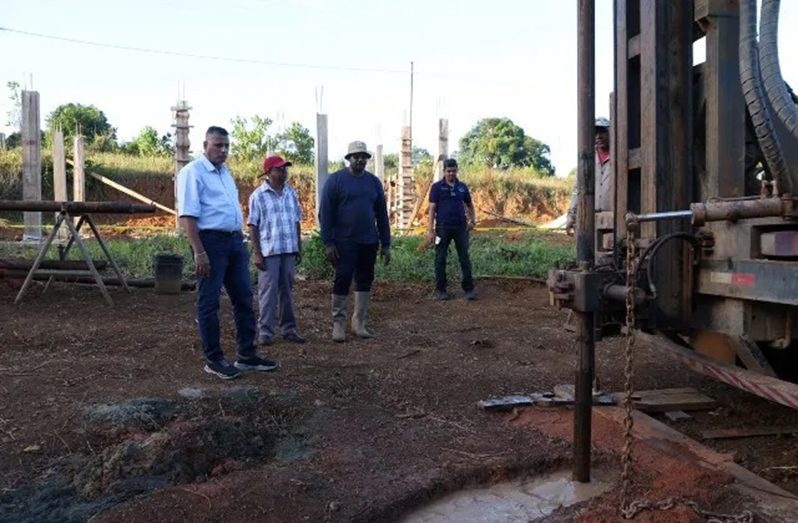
[435,290,449,301]
[234,355,278,372]
[464,290,477,301]
[283,332,306,344]
[204,359,241,380]
[258,337,273,347]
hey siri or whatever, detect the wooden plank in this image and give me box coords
[612,387,716,413]
[635,394,716,413]
[631,387,700,398]
[21,91,42,241]
[730,336,777,377]
[627,34,641,58]
[701,426,798,440]
[628,147,641,170]
[639,0,659,241]
[703,3,745,199]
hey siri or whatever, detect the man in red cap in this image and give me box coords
[247,155,305,346]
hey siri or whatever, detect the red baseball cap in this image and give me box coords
[262,155,292,174]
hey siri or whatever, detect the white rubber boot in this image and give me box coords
[351,291,374,339]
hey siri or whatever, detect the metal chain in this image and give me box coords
[619,221,754,523]
[620,222,637,511]
[623,498,754,523]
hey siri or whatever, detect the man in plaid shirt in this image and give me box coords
[248,155,305,346]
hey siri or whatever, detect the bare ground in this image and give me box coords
[1,279,797,522]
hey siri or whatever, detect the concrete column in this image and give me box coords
[21,90,42,241]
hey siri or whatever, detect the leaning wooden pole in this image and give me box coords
[574,0,596,484]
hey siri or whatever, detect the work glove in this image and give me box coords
[325,245,339,266]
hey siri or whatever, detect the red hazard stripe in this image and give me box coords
[677,354,798,410]
[731,273,756,286]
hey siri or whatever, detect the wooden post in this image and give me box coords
[375,144,384,181]
[703,0,744,199]
[73,135,85,229]
[21,90,42,242]
[172,100,192,229]
[315,113,329,226]
[0,133,6,150]
[52,129,67,240]
[435,118,449,182]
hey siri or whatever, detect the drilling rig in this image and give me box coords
[550,0,798,471]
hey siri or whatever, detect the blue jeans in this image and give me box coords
[435,225,474,292]
[196,230,256,362]
[332,242,378,295]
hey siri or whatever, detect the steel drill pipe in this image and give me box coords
[574,0,596,484]
[604,284,647,305]
[0,200,156,214]
[690,196,787,225]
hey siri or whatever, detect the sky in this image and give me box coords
[2,0,797,176]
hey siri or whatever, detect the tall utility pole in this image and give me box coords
[435,118,449,182]
[172,100,192,229]
[409,61,414,140]
[315,113,329,223]
[574,0,596,484]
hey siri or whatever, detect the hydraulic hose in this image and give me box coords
[760,0,798,141]
[739,0,793,195]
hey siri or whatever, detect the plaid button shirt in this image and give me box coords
[247,181,302,257]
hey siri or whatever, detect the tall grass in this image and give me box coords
[0,230,574,282]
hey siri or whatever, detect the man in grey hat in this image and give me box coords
[319,141,391,342]
[565,117,612,235]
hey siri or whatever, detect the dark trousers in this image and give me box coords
[435,225,474,292]
[196,231,256,362]
[333,242,378,295]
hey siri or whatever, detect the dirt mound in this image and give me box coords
[73,416,274,497]
[83,398,174,434]
[0,389,311,523]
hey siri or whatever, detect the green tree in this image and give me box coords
[458,117,555,175]
[383,153,399,170]
[412,146,432,167]
[45,103,116,147]
[230,115,276,161]
[125,126,174,156]
[6,81,21,129]
[276,122,315,164]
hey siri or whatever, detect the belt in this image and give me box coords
[199,229,242,236]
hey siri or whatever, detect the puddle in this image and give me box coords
[401,469,613,523]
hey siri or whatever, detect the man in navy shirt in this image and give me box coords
[320,141,391,342]
[427,158,476,301]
